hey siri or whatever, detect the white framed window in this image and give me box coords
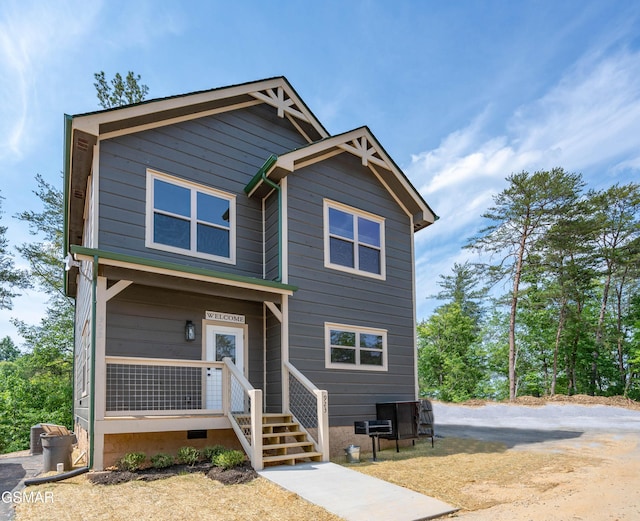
[146,170,236,263]
[325,322,388,371]
[323,199,385,279]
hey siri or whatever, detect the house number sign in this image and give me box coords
[205,311,245,324]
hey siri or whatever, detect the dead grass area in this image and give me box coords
[15,473,343,521]
[15,438,592,519]
[341,437,595,512]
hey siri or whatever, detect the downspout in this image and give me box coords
[88,255,98,468]
[260,164,282,283]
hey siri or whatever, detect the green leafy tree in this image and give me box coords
[467,168,584,400]
[15,174,67,299]
[418,302,483,402]
[0,336,19,362]
[433,261,484,326]
[0,194,28,309]
[626,292,640,399]
[94,71,149,109]
[588,184,640,394]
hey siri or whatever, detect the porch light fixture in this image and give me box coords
[185,320,196,341]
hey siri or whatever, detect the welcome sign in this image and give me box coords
[205,311,245,324]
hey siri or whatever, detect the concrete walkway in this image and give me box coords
[259,461,457,521]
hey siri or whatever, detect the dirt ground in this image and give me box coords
[439,395,640,520]
[448,432,640,520]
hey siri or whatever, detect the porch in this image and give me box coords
[93,355,329,470]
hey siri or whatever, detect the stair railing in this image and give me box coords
[283,360,330,461]
[222,357,263,470]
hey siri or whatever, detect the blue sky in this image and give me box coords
[1,0,640,344]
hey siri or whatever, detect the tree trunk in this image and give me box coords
[615,275,628,390]
[509,233,528,401]
[551,298,567,396]
[592,267,612,395]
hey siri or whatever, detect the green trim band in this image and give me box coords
[244,154,278,194]
[69,245,297,292]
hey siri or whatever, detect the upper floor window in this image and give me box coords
[323,199,385,279]
[146,170,236,263]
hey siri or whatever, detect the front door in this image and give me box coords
[205,325,245,411]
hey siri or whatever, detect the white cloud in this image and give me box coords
[511,48,640,175]
[0,0,102,161]
[410,47,640,318]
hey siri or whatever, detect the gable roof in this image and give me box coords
[69,76,328,142]
[245,126,437,231]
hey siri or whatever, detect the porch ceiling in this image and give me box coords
[103,265,284,304]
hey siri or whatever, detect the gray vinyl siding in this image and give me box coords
[98,104,307,277]
[264,190,279,281]
[265,311,282,413]
[73,264,92,425]
[105,284,264,389]
[286,152,417,426]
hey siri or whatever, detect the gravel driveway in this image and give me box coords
[433,401,640,448]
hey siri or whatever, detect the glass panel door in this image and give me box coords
[205,325,244,410]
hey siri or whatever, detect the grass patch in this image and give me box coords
[15,474,343,521]
[15,437,598,519]
[339,437,595,511]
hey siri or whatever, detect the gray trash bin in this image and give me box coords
[30,424,45,455]
[41,433,77,472]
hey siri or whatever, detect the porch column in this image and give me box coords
[92,276,107,470]
[93,276,132,470]
[281,294,290,412]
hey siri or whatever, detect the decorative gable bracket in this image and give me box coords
[339,135,386,168]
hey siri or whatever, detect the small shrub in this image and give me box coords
[213,449,245,470]
[201,444,226,462]
[118,452,146,472]
[177,446,200,466]
[150,453,174,469]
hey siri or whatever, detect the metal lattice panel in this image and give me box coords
[289,372,318,429]
[106,364,202,411]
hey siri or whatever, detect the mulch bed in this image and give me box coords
[87,461,258,486]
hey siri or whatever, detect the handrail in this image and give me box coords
[283,360,330,461]
[223,357,254,389]
[105,355,220,368]
[284,360,317,390]
[222,357,263,470]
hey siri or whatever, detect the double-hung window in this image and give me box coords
[146,170,236,263]
[325,323,387,371]
[324,199,385,279]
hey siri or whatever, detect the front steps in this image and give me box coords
[236,413,323,467]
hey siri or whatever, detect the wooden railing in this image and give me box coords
[283,360,330,461]
[103,355,324,469]
[222,357,263,470]
[104,356,223,416]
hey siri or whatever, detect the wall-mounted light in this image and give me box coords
[185,320,196,341]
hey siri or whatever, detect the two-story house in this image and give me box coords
[64,77,436,470]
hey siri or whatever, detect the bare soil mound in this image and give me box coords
[457,394,640,410]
